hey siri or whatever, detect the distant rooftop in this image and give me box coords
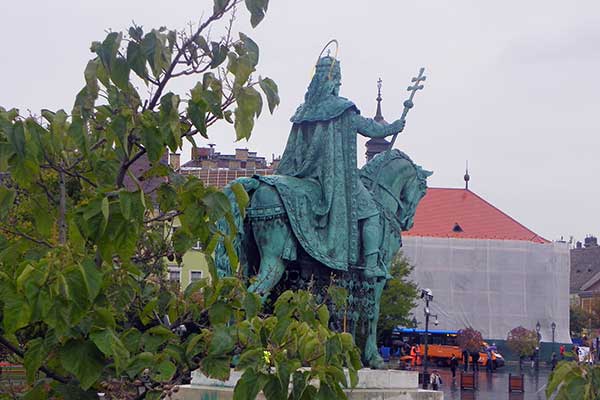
[405,187,548,243]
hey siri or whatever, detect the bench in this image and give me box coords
[508,373,524,392]
[460,372,477,390]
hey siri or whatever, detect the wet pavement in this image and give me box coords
[421,365,551,400]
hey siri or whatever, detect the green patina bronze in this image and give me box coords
[216,54,431,368]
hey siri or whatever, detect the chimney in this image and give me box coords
[235,148,249,161]
[584,236,598,248]
[169,153,180,171]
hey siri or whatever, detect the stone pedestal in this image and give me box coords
[172,369,443,400]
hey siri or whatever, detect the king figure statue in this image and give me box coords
[215,53,431,368]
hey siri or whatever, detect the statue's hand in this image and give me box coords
[392,119,406,134]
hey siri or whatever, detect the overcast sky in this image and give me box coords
[1,0,599,243]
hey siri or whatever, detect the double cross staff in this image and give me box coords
[388,67,426,149]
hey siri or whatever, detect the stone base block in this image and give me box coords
[177,369,442,399]
[173,386,442,400]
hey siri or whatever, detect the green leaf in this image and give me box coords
[188,100,208,138]
[239,33,259,66]
[127,41,148,82]
[101,196,110,224]
[140,125,165,163]
[59,340,104,390]
[0,186,16,218]
[8,120,26,158]
[3,294,31,333]
[213,0,228,14]
[97,32,122,71]
[152,359,176,382]
[209,302,233,326]
[210,42,228,68]
[243,292,261,319]
[143,325,175,352]
[234,369,267,400]
[22,383,49,400]
[121,328,142,353]
[236,347,263,370]
[227,52,255,86]
[209,325,235,355]
[244,0,269,27]
[90,328,131,374]
[125,352,154,378]
[234,86,262,140]
[120,190,145,222]
[84,59,99,97]
[200,355,231,381]
[231,182,249,218]
[24,338,47,383]
[317,305,329,325]
[79,259,103,301]
[259,77,280,114]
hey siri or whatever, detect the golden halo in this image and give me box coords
[311,39,340,80]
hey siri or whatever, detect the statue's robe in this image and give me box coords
[264,95,402,271]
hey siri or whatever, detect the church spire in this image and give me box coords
[365,78,391,162]
[375,78,384,122]
[464,160,470,190]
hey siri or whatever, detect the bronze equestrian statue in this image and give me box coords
[216,52,431,368]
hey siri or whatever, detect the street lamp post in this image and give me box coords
[551,321,556,355]
[535,321,541,370]
[420,289,438,389]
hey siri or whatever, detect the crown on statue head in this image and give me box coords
[315,56,341,80]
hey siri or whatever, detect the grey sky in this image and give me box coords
[1,0,598,243]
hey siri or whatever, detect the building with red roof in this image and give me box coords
[400,184,571,348]
[405,187,548,243]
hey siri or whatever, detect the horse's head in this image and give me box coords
[360,149,432,231]
[398,164,432,230]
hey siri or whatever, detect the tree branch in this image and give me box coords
[0,335,70,384]
[146,0,241,111]
[0,226,52,248]
[58,171,67,245]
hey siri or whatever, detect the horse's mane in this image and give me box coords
[360,149,413,178]
[360,148,430,190]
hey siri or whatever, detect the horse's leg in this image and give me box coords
[364,277,386,369]
[246,184,291,299]
[248,218,289,298]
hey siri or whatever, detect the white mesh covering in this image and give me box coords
[402,237,571,343]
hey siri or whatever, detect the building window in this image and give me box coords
[168,267,181,282]
[190,270,202,282]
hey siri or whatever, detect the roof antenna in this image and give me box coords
[464,160,470,190]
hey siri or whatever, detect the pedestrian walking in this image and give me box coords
[410,345,417,368]
[559,344,565,360]
[551,352,558,371]
[462,349,469,372]
[471,351,480,372]
[450,354,458,379]
[430,370,442,390]
[486,348,493,372]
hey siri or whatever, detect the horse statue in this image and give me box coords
[215,149,431,368]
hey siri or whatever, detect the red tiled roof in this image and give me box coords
[405,188,548,243]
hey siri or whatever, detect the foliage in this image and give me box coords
[456,327,483,353]
[570,302,600,337]
[0,1,359,399]
[546,362,600,400]
[506,326,538,357]
[377,254,418,343]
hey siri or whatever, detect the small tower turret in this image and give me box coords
[365,78,392,162]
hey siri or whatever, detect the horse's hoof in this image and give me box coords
[368,354,385,369]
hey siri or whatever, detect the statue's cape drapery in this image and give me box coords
[267,100,361,271]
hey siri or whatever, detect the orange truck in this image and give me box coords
[391,328,505,368]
